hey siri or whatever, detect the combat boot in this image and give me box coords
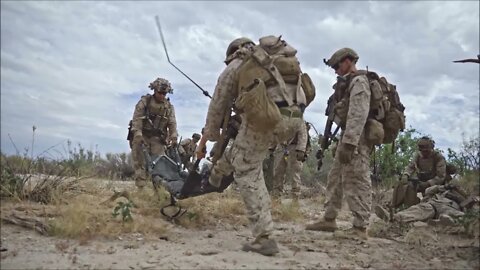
[334,226,368,240]
[242,235,279,256]
[305,218,337,232]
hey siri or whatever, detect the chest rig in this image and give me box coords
[142,95,172,137]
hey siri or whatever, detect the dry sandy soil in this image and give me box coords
[1,179,479,270]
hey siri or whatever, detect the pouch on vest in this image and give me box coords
[301,73,316,107]
[333,99,348,127]
[383,108,405,144]
[235,79,282,132]
[365,119,384,146]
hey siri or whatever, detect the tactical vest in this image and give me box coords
[331,70,405,145]
[142,94,173,138]
[415,151,444,181]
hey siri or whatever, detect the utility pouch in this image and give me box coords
[235,79,281,132]
[365,119,384,146]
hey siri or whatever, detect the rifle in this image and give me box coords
[211,114,241,164]
[316,94,340,170]
[127,120,133,141]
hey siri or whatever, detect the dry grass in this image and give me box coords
[272,199,304,222]
[368,219,391,238]
[458,171,480,195]
[404,226,439,246]
[48,191,170,240]
[176,189,248,229]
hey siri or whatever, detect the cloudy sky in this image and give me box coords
[1,1,479,158]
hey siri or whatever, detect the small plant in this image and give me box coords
[112,200,134,222]
[454,208,480,237]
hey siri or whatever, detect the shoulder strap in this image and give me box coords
[250,46,292,106]
[145,94,152,117]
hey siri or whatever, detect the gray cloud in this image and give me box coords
[1,1,478,156]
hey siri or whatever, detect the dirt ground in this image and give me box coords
[1,180,479,270]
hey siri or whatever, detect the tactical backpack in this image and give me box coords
[364,71,405,144]
[333,70,405,145]
[234,36,314,132]
[301,73,316,107]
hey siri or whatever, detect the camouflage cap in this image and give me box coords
[417,136,434,149]
[149,78,173,94]
[323,48,359,69]
[192,133,201,140]
[225,37,254,59]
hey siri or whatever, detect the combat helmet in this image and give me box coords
[149,78,173,94]
[225,37,254,63]
[192,133,201,140]
[417,136,435,150]
[323,48,359,69]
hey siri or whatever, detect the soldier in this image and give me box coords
[130,78,178,188]
[271,121,309,199]
[263,147,276,192]
[178,133,201,171]
[392,182,477,225]
[306,48,373,240]
[391,136,449,209]
[197,35,310,256]
[196,37,255,191]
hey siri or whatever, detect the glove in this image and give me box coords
[400,174,409,185]
[133,132,145,145]
[337,143,356,164]
[295,150,306,162]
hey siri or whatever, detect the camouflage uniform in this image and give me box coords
[322,74,373,229]
[404,150,447,187]
[394,184,467,224]
[178,133,201,171]
[272,121,308,197]
[130,78,178,188]
[307,48,373,233]
[392,138,448,208]
[204,36,306,241]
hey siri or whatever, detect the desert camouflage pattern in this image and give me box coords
[404,151,447,186]
[178,138,197,170]
[272,121,308,196]
[203,58,243,142]
[131,94,178,187]
[132,135,166,187]
[131,95,177,139]
[394,185,465,223]
[215,113,304,237]
[272,144,303,196]
[322,74,373,228]
[204,40,305,238]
